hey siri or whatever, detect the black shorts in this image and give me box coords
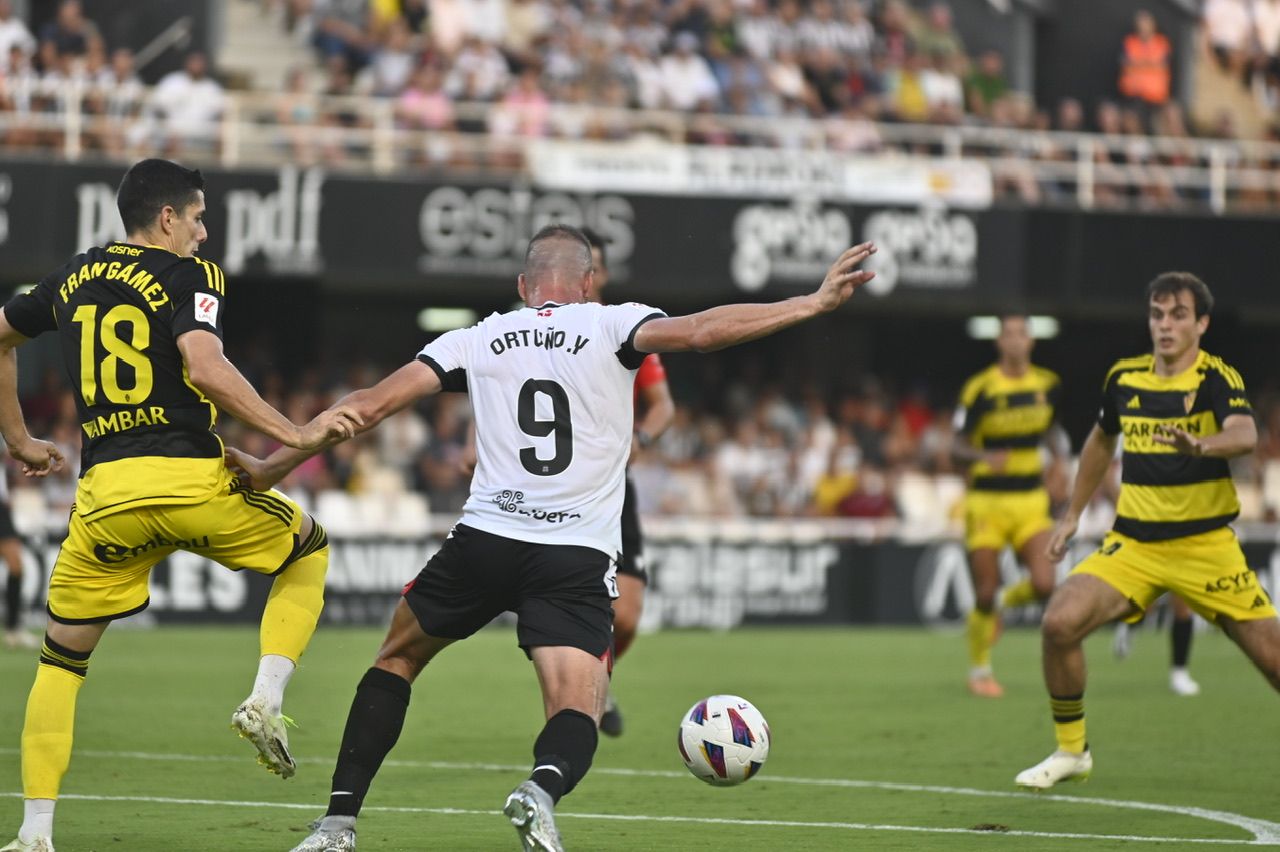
[617,477,648,584]
[0,500,16,540]
[403,523,617,658]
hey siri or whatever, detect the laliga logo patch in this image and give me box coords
[195,294,219,327]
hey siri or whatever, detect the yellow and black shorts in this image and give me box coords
[47,470,323,624]
[1072,526,1277,624]
[964,488,1054,553]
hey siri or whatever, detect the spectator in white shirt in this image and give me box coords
[505,0,551,68]
[622,41,665,109]
[87,47,145,156]
[429,0,469,56]
[659,31,720,110]
[0,0,34,73]
[1203,0,1252,76]
[445,36,511,101]
[462,0,507,46]
[797,0,846,55]
[735,0,777,60]
[921,49,964,121]
[835,0,875,62]
[149,52,226,156]
[1253,0,1280,95]
[363,17,419,96]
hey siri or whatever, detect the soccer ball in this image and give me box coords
[677,694,771,786]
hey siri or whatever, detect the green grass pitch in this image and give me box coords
[2,623,1278,850]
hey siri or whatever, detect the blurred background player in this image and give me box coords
[952,314,1065,697]
[0,454,35,650]
[1021,272,1279,790]
[582,227,674,738]
[1112,592,1202,695]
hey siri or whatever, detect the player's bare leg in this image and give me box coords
[1168,594,1201,695]
[966,547,1004,696]
[2,537,35,650]
[505,645,608,852]
[7,619,108,851]
[1220,615,1280,692]
[1003,529,1057,612]
[602,573,645,736]
[291,599,455,852]
[1016,574,1132,789]
[1018,530,1058,603]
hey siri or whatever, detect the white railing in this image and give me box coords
[4,79,1280,213]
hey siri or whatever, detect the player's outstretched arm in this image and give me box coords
[1047,425,1117,562]
[230,360,443,491]
[633,243,876,354]
[1152,415,1256,459]
[0,310,63,477]
[178,330,361,450]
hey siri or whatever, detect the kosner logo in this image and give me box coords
[224,166,323,274]
[730,198,850,292]
[418,186,634,277]
[860,205,976,297]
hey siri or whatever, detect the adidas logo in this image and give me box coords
[1252,595,1270,610]
[1126,395,1141,409]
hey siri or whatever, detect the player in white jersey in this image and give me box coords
[229,225,878,852]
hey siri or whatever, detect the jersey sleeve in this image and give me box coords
[416,326,473,392]
[1097,369,1122,436]
[2,273,60,338]
[1206,362,1252,425]
[953,375,986,438]
[605,302,666,370]
[634,353,667,390]
[1045,370,1062,412]
[169,259,226,340]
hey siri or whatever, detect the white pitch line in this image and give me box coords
[0,791,1272,847]
[1,748,1277,846]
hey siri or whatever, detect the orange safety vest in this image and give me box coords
[1119,33,1171,104]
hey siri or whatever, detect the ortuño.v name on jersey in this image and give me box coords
[418,300,664,559]
[3,243,229,521]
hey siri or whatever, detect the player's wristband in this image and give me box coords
[635,430,654,449]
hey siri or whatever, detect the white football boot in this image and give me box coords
[1015,749,1093,790]
[1,836,54,852]
[288,828,355,852]
[1169,668,1202,696]
[504,780,564,852]
[231,698,297,778]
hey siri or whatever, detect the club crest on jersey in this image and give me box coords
[195,294,219,326]
[1183,390,1196,414]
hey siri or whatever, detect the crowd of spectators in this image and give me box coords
[12,353,1280,538]
[0,0,225,158]
[3,1,1280,209]
[1204,0,1280,110]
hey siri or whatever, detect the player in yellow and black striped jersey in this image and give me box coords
[953,315,1066,699]
[0,160,359,849]
[1016,272,1280,793]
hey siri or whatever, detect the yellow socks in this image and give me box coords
[260,537,328,663]
[23,638,91,799]
[1050,693,1087,753]
[1000,578,1039,609]
[966,608,997,670]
